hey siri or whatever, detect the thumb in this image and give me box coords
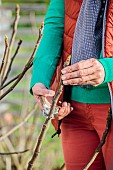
[32,83,55,97]
[44,89,55,97]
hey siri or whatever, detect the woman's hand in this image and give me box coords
[32,83,73,119]
[57,102,73,120]
[32,83,55,110]
[61,58,105,86]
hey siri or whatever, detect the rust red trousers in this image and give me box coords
[61,101,113,170]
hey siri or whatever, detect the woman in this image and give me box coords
[30,0,113,169]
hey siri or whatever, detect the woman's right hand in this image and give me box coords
[32,83,55,110]
[32,83,73,120]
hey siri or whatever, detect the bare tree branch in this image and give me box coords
[83,107,112,170]
[0,36,9,76]
[59,163,65,170]
[8,4,20,58]
[52,163,65,170]
[27,56,71,170]
[30,12,39,37]
[1,5,20,85]
[0,149,29,155]
[0,105,37,142]
[1,128,23,169]
[0,74,20,90]
[1,40,22,85]
[0,25,43,100]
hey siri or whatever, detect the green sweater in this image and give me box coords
[30,0,113,104]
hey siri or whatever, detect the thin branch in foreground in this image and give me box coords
[0,63,31,100]
[0,104,37,142]
[0,24,43,100]
[0,62,32,91]
[30,12,38,37]
[60,163,65,170]
[27,56,71,170]
[0,36,9,75]
[83,107,112,170]
[0,74,20,91]
[0,128,22,168]
[1,5,20,85]
[0,149,29,155]
[52,163,65,170]
[0,22,42,91]
[7,4,20,64]
[1,40,23,85]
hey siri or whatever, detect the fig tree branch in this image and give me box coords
[83,107,112,170]
[0,74,20,91]
[0,104,37,142]
[27,56,71,170]
[0,25,43,100]
[0,36,9,75]
[2,40,22,85]
[0,149,29,155]
[1,5,20,85]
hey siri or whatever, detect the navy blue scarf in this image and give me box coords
[71,0,106,87]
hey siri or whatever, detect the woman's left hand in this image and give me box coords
[61,58,105,86]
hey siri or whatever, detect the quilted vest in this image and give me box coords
[62,0,82,62]
[51,0,113,129]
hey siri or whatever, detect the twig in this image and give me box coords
[0,36,9,75]
[0,23,43,92]
[1,40,23,85]
[25,107,40,151]
[60,163,65,170]
[6,157,11,170]
[52,163,65,170]
[0,104,37,142]
[83,107,112,170]
[27,56,71,170]
[0,149,29,155]
[18,79,32,153]
[30,12,38,37]
[0,74,20,91]
[1,5,20,85]
[7,5,20,59]
[0,24,43,100]
[1,128,23,169]
[0,63,32,100]
[59,163,65,170]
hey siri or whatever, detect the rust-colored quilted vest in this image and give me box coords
[105,0,113,95]
[51,0,83,93]
[51,0,83,129]
[62,0,82,62]
[51,0,113,129]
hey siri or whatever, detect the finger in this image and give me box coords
[58,107,66,117]
[67,103,73,113]
[61,58,96,74]
[34,88,55,97]
[58,103,71,119]
[63,77,83,85]
[44,96,53,107]
[62,65,97,81]
[87,79,103,86]
[63,71,103,85]
[80,74,100,83]
[81,70,104,85]
[34,95,43,110]
[58,104,73,120]
[62,102,68,107]
[66,103,72,116]
[57,102,67,118]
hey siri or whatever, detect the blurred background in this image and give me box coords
[0,0,64,169]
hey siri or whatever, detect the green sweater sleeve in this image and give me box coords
[99,58,113,83]
[30,0,64,94]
